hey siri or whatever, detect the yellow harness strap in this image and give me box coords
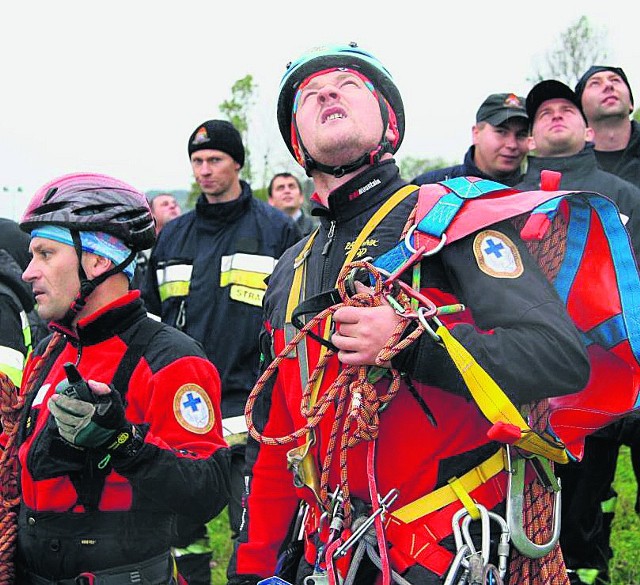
[284,185,419,500]
[391,449,505,524]
[435,325,568,464]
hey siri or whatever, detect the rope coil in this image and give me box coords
[245,260,425,523]
[0,332,62,584]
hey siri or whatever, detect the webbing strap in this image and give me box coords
[447,476,481,521]
[390,449,504,524]
[435,325,568,464]
[285,184,418,500]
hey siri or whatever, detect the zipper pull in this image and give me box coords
[322,221,336,256]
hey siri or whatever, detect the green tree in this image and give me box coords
[397,155,454,181]
[219,75,258,184]
[530,16,609,87]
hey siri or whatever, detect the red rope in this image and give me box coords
[245,260,424,524]
[0,333,61,584]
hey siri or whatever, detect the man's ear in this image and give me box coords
[82,252,114,279]
[471,124,480,146]
[585,127,595,142]
[527,136,536,152]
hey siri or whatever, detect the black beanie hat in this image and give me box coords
[187,119,245,168]
[575,66,634,107]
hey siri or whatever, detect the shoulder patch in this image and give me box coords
[473,230,524,279]
[173,384,215,434]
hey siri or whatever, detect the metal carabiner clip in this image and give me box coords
[333,488,399,558]
[505,449,562,559]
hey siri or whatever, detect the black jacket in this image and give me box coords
[517,144,640,258]
[412,146,523,187]
[141,182,301,417]
[594,120,640,187]
[0,219,47,381]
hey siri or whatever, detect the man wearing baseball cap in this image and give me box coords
[517,80,640,584]
[141,119,300,584]
[575,66,639,183]
[413,92,529,187]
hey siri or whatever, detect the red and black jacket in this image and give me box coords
[229,161,589,583]
[7,291,230,578]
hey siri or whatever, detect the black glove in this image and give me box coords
[48,386,130,450]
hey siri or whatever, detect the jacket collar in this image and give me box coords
[51,291,147,346]
[195,180,253,225]
[311,160,407,223]
[525,144,597,178]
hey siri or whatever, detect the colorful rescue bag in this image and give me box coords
[410,173,640,460]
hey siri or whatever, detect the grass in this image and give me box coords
[208,509,234,585]
[609,446,640,585]
[206,447,640,585]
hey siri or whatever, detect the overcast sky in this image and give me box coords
[1,1,639,219]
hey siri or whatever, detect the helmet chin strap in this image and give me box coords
[297,94,393,178]
[57,230,136,328]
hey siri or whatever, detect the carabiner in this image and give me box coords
[506,452,562,558]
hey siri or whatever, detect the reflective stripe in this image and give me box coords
[220,253,277,292]
[220,269,270,290]
[156,264,193,284]
[221,415,249,437]
[229,285,265,307]
[157,264,193,302]
[0,345,25,387]
[159,281,191,302]
[220,253,277,274]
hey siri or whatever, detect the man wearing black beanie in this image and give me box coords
[576,65,640,183]
[142,119,301,585]
[563,66,640,585]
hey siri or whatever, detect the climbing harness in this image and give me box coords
[246,174,640,584]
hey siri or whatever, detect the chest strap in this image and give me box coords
[284,184,418,504]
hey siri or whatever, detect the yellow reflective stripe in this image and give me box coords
[229,284,265,307]
[0,344,25,386]
[159,281,190,302]
[436,325,568,464]
[220,269,269,290]
[1,363,23,387]
[156,264,193,285]
[221,252,277,274]
[20,310,32,349]
[391,450,505,523]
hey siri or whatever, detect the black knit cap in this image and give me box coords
[575,65,634,107]
[187,119,245,168]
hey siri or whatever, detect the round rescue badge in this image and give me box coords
[473,230,524,279]
[173,384,215,434]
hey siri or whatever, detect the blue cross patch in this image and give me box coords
[173,384,215,434]
[473,230,523,279]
